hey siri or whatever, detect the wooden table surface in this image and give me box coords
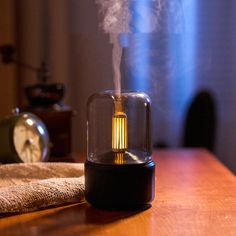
[0,149,235,236]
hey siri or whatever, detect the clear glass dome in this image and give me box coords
[87,91,152,164]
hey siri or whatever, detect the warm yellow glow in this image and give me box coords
[112,112,127,152]
[114,152,125,164]
[112,98,128,154]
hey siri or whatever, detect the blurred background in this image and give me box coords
[0,0,236,173]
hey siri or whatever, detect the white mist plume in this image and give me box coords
[96,0,130,34]
[96,0,166,34]
[95,0,170,94]
[96,0,130,95]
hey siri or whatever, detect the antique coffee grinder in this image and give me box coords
[0,44,73,158]
[85,91,155,209]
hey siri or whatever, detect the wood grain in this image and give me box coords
[0,149,235,236]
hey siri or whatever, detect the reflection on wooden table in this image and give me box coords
[0,149,235,236]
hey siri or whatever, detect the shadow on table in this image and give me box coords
[0,202,147,235]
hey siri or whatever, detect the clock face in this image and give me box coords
[13,114,48,162]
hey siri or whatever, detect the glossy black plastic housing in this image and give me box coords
[85,160,155,210]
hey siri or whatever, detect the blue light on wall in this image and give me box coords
[166,0,197,146]
[123,0,153,91]
[168,0,197,108]
[123,0,198,147]
[125,0,197,94]
[121,0,236,170]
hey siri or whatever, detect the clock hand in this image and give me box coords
[21,138,33,162]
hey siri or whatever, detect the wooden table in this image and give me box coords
[0,149,235,236]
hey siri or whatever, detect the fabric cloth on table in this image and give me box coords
[0,162,85,213]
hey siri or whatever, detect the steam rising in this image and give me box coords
[96,0,130,95]
[95,0,177,94]
[110,34,122,94]
[96,0,130,34]
[96,0,167,34]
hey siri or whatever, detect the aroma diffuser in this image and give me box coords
[85,91,155,209]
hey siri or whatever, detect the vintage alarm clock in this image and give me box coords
[0,108,50,163]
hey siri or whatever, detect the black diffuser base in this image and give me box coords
[85,160,155,210]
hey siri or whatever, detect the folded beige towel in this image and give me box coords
[0,162,85,213]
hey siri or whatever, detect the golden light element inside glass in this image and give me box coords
[112,98,127,164]
[112,105,128,152]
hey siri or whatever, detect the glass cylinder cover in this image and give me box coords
[87,91,152,165]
